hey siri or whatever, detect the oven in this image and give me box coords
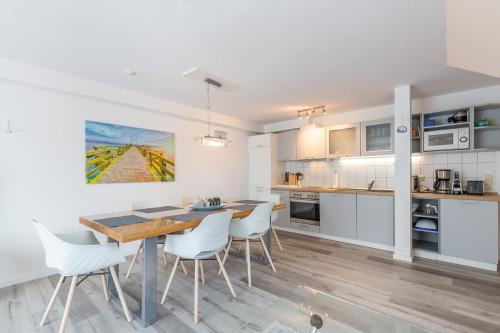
[423,127,469,152]
[290,191,320,226]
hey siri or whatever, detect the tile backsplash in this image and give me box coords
[412,151,500,192]
[285,151,500,192]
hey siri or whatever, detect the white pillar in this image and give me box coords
[393,85,413,262]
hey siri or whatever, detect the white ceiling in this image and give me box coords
[1,0,499,124]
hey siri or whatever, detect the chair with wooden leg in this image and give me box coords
[160,210,236,324]
[126,201,188,278]
[32,219,131,333]
[219,202,276,287]
[258,193,284,252]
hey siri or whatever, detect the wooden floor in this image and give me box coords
[2,231,500,333]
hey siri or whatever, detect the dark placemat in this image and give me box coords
[167,210,226,222]
[95,215,150,228]
[135,206,182,213]
[233,200,266,204]
[226,204,259,211]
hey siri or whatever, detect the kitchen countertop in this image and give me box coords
[272,186,500,201]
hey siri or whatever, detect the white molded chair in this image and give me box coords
[219,202,276,287]
[160,210,236,324]
[32,220,131,333]
[126,201,188,278]
[258,193,284,252]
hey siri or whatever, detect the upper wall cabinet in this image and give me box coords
[277,129,298,161]
[297,125,326,160]
[326,124,360,158]
[248,133,272,149]
[361,118,394,155]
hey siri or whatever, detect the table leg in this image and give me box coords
[139,236,158,327]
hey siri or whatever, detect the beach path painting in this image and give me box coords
[85,121,175,184]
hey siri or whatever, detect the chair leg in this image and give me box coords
[161,256,180,304]
[39,274,65,326]
[215,253,236,298]
[271,227,284,252]
[245,239,251,287]
[101,269,110,301]
[218,236,233,275]
[58,276,78,333]
[194,259,200,324]
[179,260,188,275]
[125,240,143,278]
[199,261,205,284]
[259,236,276,272]
[109,266,132,322]
[162,251,168,265]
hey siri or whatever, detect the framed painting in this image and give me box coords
[85,121,175,184]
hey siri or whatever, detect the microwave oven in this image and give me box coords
[423,127,469,151]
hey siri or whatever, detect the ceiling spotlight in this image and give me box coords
[322,106,327,115]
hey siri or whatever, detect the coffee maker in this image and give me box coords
[433,169,451,194]
[451,172,463,195]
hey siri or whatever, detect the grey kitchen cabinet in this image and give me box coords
[441,199,499,264]
[271,190,290,228]
[277,130,298,161]
[326,124,360,158]
[356,195,394,246]
[320,193,356,238]
[361,118,394,155]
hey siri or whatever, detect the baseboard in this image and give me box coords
[0,267,56,289]
[273,226,395,252]
[437,254,498,272]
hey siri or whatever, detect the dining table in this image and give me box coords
[79,200,286,327]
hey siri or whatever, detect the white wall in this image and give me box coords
[0,62,252,288]
[445,0,500,78]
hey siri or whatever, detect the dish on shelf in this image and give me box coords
[414,218,438,232]
[412,203,419,213]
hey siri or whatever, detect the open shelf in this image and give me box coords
[423,122,470,131]
[473,105,500,150]
[413,227,439,234]
[413,239,439,252]
[412,212,439,219]
[474,126,500,131]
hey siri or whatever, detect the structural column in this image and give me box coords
[393,85,413,262]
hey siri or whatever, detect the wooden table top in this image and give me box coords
[80,202,287,243]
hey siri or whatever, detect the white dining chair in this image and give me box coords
[160,210,236,324]
[258,193,284,252]
[32,219,131,333]
[219,202,276,287]
[126,201,188,278]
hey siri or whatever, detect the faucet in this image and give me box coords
[368,180,375,191]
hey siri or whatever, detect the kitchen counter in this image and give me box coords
[412,191,500,202]
[272,186,500,201]
[272,186,394,196]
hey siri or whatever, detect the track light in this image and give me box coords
[297,105,326,119]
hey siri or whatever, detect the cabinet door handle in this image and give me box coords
[255,144,264,148]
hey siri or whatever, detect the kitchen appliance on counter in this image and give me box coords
[433,169,451,194]
[290,191,320,226]
[423,127,469,151]
[465,180,484,195]
[284,172,297,185]
[412,175,421,192]
[451,172,463,195]
[296,172,304,188]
